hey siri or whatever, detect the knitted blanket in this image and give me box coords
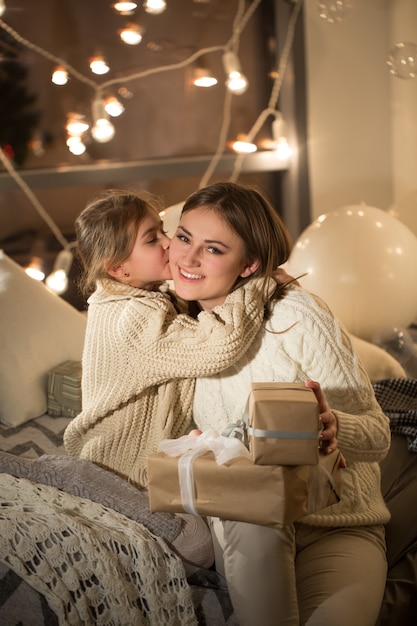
[0,473,196,626]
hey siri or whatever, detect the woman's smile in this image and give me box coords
[178,267,205,280]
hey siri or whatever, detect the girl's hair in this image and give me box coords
[181,181,293,306]
[75,188,163,296]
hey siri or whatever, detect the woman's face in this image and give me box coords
[169,207,258,310]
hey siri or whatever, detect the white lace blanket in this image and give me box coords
[0,473,197,626]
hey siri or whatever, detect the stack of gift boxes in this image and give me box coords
[148,383,342,528]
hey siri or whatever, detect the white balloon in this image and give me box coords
[159,201,184,238]
[388,189,417,239]
[286,204,417,341]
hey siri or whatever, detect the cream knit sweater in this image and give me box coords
[193,284,392,528]
[64,279,265,488]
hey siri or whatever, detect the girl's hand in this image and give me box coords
[305,379,347,468]
[189,429,202,436]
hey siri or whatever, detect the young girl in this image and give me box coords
[168,181,391,626]
[63,188,268,491]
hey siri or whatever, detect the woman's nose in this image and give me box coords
[182,245,200,266]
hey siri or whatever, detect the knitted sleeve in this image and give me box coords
[275,288,391,465]
[123,277,267,384]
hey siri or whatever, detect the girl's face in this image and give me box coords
[108,212,171,289]
[169,207,259,310]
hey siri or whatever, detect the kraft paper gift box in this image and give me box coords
[147,432,342,529]
[47,360,82,418]
[246,383,321,466]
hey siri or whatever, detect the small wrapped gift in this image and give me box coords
[147,431,341,529]
[47,360,82,418]
[246,383,321,466]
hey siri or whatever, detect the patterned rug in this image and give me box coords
[0,414,71,458]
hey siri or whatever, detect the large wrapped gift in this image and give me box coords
[47,360,82,418]
[246,383,321,466]
[148,431,342,529]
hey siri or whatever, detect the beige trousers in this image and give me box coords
[209,517,387,626]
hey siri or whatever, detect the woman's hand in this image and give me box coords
[305,379,347,468]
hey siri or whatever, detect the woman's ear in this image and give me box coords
[240,258,260,278]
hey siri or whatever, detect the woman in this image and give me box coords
[169,181,391,626]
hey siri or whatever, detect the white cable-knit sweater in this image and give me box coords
[193,285,392,527]
[64,279,265,488]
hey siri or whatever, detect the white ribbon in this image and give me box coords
[159,430,251,515]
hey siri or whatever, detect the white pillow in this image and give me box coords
[0,250,87,426]
[349,333,407,382]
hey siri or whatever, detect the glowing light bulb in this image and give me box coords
[46,270,68,294]
[222,51,248,95]
[45,249,73,295]
[66,136,87,155]
[119,22,143,45]
[25,257,45,282]
[52,66,69,85]
[89,55,110,75]
[91,97,116,143]
[275,137,292,159]
[231,135,257,154]
[104,96,125,117]
[112,1,138,14]
[0,1,5,17]
[144,0,167,14]
[66,113,89,136]
[226,72,248,94]
[192,67,218,87]
[91,118,115,142]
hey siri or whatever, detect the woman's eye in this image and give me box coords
[208,246,222,255]
[176,234,189,243]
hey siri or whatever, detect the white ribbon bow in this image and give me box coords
[159,430,251,515]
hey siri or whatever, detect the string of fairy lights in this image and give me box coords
[0,0,413,295]
[0,0,278,159]
[0,0,297,294]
